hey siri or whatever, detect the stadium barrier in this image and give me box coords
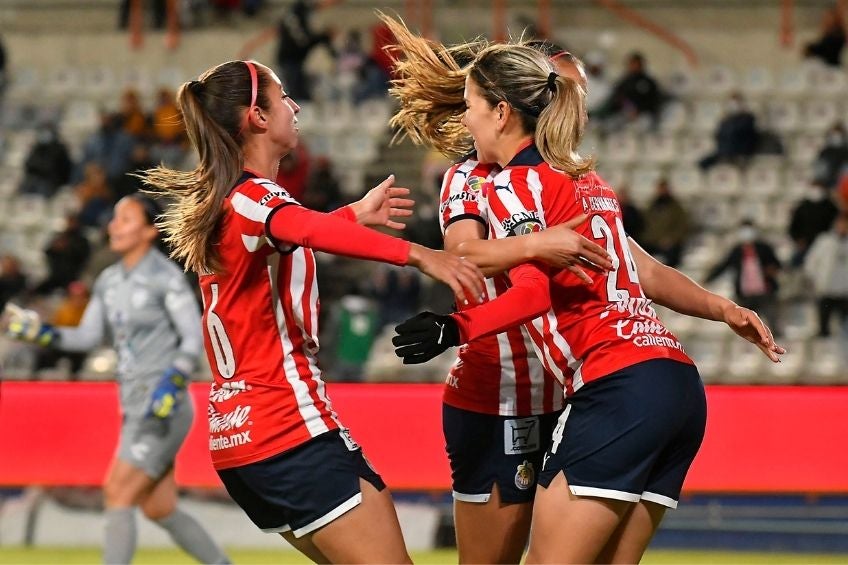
[1,382,846,492]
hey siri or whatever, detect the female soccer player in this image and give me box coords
[5,195,229,565]
[138,60,484,563]
[394,43,785,563]
[384,16,613,563]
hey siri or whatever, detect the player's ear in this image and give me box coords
[495,101,510,131]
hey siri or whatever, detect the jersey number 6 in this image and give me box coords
[206,283,237,379]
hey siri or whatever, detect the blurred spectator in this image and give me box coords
[596,52,664,127]
[34,281,90,378]
[275,144,311,201]
[617,186,645,242]
[301,157,341,212]
[119,0,167,30]
[238,0,340,101]
[18,123,73,197]
[331,294,378,381]
[113,144,156,200]
[337,29,367,75]
[584,50,612,115]
[788,182,838,265]
[812,122,848,190]
[0,255,27,306]
[75,163,114,228]
[78,112,135,185]
[706,220,782,334]
[699,92,758,170]
[803,4,846,67]
[368,265,421,327]
[640,178,690,268]
[119,88,149,138]
[151,88,187,166]
[34,215,91,296]
[804,214,848,337]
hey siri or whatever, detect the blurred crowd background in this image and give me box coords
[1,0,847,388]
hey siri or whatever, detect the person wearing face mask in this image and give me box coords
[804,214,848,338]
[788,181,839,266]
[18,122,73,197]
[706,220,782,335]
[699,92,758,171]
[813,123,848,191]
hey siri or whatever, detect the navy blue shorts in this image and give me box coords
[217,429,385,538]
[538,359,706,509]
[443,404,562,504]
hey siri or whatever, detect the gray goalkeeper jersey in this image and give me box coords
[57,248,203,419]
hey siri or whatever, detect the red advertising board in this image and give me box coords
[0,382,845,493]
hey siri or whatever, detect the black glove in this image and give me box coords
[393,312,460,364]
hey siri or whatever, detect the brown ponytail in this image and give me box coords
[140,61,271,274]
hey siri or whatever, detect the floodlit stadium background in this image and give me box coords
[1,0,847,561]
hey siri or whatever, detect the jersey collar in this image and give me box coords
[505,139,544,167]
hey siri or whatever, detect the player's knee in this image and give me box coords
[140,498,175,521]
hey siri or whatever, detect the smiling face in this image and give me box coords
[107,198,158,256]
[461,76,503,164]
[249,65,302,154]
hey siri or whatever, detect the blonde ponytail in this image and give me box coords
[536,74,595,176]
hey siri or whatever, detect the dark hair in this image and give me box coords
[140,61,273,274]
[126,194,164,226]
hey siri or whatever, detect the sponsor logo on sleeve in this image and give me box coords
[258,190,292,206]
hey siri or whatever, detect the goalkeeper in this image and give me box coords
[4,195,229,565]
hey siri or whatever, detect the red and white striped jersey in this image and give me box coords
[483,144,693,396]
[439,156,565,416]
[200,172,341,470]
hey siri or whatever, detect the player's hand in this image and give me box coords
[147,367,188,419]
[3,303,58,347]
[393,312,460,364]
[529,215,613,284]
[349,175,414,230]
[721,304,786,363]
[407,244,485,307]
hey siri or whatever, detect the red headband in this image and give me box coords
[237,60,259,137]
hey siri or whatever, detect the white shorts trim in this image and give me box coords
[569,485,641,503]
[452,491,492,503]
[292,492,363,538]
[641,491,678,509]
[261,524,292,534]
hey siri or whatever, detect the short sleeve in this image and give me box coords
[229,178,301,253]
[439,159,490,234]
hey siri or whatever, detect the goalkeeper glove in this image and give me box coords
[392,312,460,364]
[4,304,58,347]
[147,367,188,419]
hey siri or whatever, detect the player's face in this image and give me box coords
[461,76,501,164]
[263,67,301,154]
[107,198,158,255]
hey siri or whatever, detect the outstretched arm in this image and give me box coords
[630,237,785,362]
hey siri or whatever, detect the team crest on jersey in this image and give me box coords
[466,176,486,193]
[514,220,543,236]
[514,460,535,490]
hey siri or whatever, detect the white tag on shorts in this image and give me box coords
[339,428,360,451]
[504,416,540,455]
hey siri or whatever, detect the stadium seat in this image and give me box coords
[706,164,742,197]
[801,99,840,134]
[681,334,726,384]
[778,65,814,98]
[764,338,807,384]
[678,133,714,164]
[691,99,724,133]
[642,133,678,165]
[767,99,801,134]
[658,101,688,133]
[700,65,737,98]
[782,300,818,340]
[744,158,783,198]
[803,337,845,384]
[665,67,697,98]
[668,165,703,200]
[721,337,766,384]
[603,132,640,165]
[628,166,663,205]
[740,66,775,99]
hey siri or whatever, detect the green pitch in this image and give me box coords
[2,547,848,564]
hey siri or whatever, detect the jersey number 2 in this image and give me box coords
[590,215,642,302]
[207,283,236,379]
